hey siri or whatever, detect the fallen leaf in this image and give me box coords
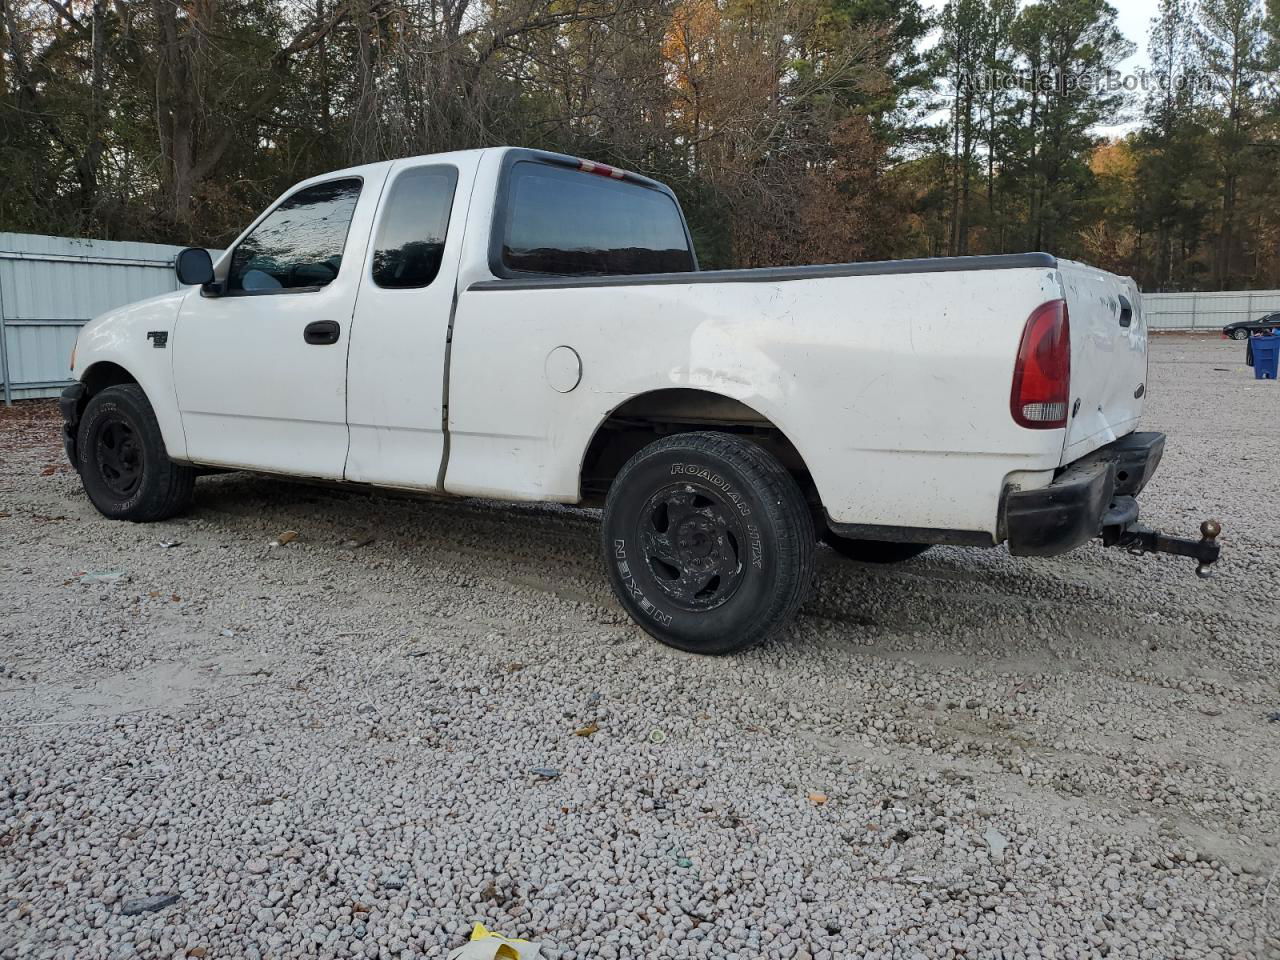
[573,722,600,737]
[272,530,298,546]
[40,465,56,476]
[808,792,828,806]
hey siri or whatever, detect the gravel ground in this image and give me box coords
[1,334,1278,960]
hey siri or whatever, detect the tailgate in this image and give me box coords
[1057,259,1148,464]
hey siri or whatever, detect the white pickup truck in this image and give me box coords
[60,147,1221,653]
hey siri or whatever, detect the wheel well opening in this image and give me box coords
[82,362,137,395]
[579,388,820,511]
[72,362,138,419]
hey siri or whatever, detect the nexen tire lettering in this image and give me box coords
[612,538,674,626]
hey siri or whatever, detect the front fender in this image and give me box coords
[72,289,191,461]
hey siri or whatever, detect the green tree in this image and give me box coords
[1194,0,1271,286]
[1013,0,1132,251]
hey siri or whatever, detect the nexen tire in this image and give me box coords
[601,431,815,654]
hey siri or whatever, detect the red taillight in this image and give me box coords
[1011,299,1070,429]
[578,159,625,180]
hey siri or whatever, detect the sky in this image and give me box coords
[921,0,1163,135]
[1105,0,1162,132]
[1111,0,1162,70]
[921,0,1160,70]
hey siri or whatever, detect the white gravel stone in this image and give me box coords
[0,335,1276,959]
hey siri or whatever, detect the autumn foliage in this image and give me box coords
[1,0,1277,287]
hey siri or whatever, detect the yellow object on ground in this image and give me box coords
[445,922,543,960]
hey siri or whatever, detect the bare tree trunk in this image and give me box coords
[949,92,961,256]
[151,0,200,229]
[74,0,107,227]
[958,87,973,255]
[350,0,380,163]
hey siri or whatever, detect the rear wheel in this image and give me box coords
[77,384,195,522]
[822,530,931,564]
[601,432,815,654]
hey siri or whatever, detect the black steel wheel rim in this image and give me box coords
[637,482,748,611]
[95,418,143,498]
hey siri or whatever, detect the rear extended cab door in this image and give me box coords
[343,152,481,490]
[1056,260,1148,464]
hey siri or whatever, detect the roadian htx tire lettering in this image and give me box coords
[669,462,752,516]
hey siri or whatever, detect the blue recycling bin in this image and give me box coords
[1252,334,1280,380]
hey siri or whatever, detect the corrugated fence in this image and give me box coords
[0,232,194,402]
[4,231,1280,402]
[1143,289,1280,331]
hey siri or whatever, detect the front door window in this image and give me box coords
[228,178,363,293]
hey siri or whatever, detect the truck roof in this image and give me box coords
[289,146,672,196]
[292,147,495,188]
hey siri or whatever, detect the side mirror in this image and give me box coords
[175,247,214,286]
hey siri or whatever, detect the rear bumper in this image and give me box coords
[1004,432,1165,556]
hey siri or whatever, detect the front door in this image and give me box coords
[172,173,384,478]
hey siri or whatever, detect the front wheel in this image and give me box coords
[76,384,196,522]
[1231,329,1249,340]
[601,432,815,654]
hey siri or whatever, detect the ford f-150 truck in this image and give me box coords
[59,147,1221,653]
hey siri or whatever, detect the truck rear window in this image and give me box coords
[500,162,694,276]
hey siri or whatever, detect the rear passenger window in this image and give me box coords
[371,166,459,289]
[228,178,362,293]
[500,161,694,276]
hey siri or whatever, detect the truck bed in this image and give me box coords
[450,252,1144,539]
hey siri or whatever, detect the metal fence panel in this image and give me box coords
[3,323,83,399]
[5,232,1280,399]
[0,232,194,402]
[1144,289,1280,331]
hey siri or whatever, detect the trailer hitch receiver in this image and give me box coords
[1102,514,1222,578]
